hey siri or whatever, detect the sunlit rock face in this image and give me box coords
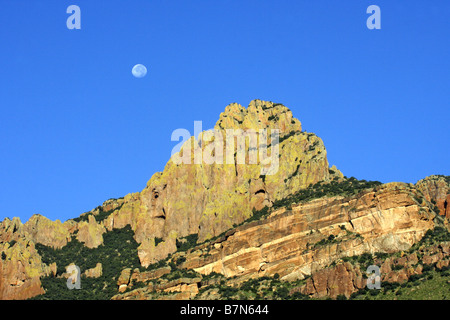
[182,183,435,280]
[102,99,338,266]
[416,175,450,219]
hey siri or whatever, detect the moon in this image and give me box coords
[132,64,147,78]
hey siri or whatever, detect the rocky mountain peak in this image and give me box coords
[215,100,302,135]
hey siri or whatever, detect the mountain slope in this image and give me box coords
[0,100,448,300]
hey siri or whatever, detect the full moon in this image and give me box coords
[132,64,147,78]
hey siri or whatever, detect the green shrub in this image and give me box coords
[176,234,199,252]
[275,287,289,299]
[391,264,404,271]
[375,252,389,261]
[422,264,434,272]
[176,256,186,266]
[408,274,423,283]
[278,131,297,144]
[72,204,124,223]
[358,253,374,267]
[291,291,310,300]
[369,289,380,296]
[381,281,400,292]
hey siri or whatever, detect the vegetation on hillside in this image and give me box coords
[176,234,199,252]
[246,177,382,225]
[432,175,450,185]
[349,268,450,300]
[28,174,450,301]
[32,225,141,300]
[196,274,311,300]
[408,227,450,252]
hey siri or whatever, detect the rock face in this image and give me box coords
[76,215,106,248]
[112,182,444,300]
[0,218,53,300]
[301,262,366,298]
[84,263,102,278]
[101,100,339,266]
[180,183,435,280]
[23,215,73,249]
[138,232,178,267]
[117,268,133,293]
[416,175,450,219]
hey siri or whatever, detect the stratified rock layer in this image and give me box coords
[181,183,436,280]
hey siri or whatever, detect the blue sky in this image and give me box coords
[0,1,448,223]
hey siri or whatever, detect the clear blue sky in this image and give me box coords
[0,1,448,223]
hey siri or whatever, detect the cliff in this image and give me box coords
[0,99,448,300]
[111,181,446,300]
[102,100,339,267]
[416,175,450,219]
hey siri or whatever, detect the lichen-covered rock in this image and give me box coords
[117,268,132,293]
[186,183,436,280]
[0,217,24,244]
[416,175,450,219]
[0,237,52,300]
[103,100,336,266]
[23,214,73,249]
[84,263,102,278]
[76,215,106,248]
[138,232,177,268]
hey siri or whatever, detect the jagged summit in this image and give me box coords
[215,100,302,135]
